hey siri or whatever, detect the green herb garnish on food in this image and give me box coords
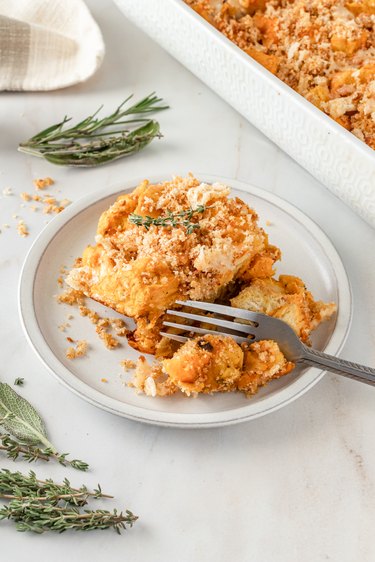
[0,469,137,534]
[13,378,24,386]
[0,383,88,471]
[18,93,168,167]
[129,204,208,234]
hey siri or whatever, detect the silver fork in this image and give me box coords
[161,300,375,386]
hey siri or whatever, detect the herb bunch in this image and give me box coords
[0,383,88,471]
[0,385,138,534]
[129,204,208,234]
[0,469,137,534]
[18,93,168,167]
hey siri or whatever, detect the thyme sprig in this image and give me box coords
[1,502,136,534]
[0,469,110,505]
[18,93,168,167]
[0,434,89,471]
[0,470,137,533]
[129,204,208,234]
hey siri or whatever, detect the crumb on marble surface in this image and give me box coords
[33,177,54,190]
[17,219,29,237]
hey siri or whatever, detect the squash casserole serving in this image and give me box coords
[66,175,336,398]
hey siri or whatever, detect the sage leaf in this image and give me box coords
[0,384,51,449]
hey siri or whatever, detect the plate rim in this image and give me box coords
[18,174,353,428]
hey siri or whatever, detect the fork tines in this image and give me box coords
[162,300,260,345]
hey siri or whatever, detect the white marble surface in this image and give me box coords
[0,1,374,560]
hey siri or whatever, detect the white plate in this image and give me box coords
[19,175,352,428]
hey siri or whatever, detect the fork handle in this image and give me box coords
[299,346,375,386]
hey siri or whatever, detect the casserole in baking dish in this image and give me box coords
[114,0,375,226]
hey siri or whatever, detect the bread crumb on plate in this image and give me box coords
[66,340,88,360]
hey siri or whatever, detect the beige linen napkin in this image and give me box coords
[0,0,105,90]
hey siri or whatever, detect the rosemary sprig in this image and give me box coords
[0,434,89,471]
[0,470,137,533]
[129,204,208,234]
[18,93,168,167]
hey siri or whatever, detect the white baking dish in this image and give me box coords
[114,0,375,228]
